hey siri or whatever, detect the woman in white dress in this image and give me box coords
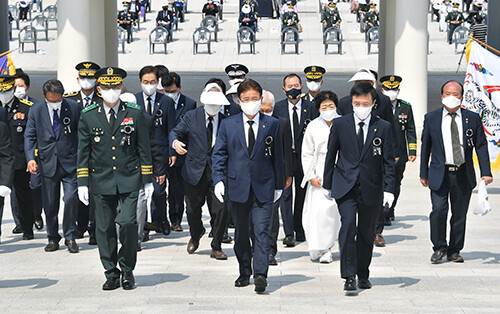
[301,91,341,263]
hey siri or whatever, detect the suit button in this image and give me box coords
[112,136,115,140]
[112,156,116,160]
[113,166,116,170]
[112,146,116,150]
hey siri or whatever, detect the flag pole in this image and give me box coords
[0,50,11,58]
[470,36,500,56]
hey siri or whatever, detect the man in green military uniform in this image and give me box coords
[445,2,465,44]
[303,65,325,103]
[380,75,416,225]
[77,67,153,291]
[321,2,341,31]
[118,1,135,43]
[364,3,378,32]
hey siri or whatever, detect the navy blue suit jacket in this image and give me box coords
[24,99,80,178]
[212,113,285,203]
[172,93,197,167]
[170,107,225,186]
[323,113,395,205]
[420,108,491,191]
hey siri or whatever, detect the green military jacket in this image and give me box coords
[77,101,152,195]
[445,11,465,24]
[365,11,379,28]
[393,99,417,163]
[321,8,341,29]
[282,11,299,29]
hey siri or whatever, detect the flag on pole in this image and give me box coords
[463,41,500,173]
[0,51,16,77]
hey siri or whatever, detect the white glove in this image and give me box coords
[383,192,394,208]
[273,189,282,203]
[78,186,89,206]
[214,181,225,203]
[0,185,11,197]
[144,183,154,200]
[323,188,333,201]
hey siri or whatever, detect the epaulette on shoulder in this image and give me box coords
[125,102,141,110]
[64,91,79,97]
[18,98,34,106]
[82,103,98,113]
[399,99,411,106]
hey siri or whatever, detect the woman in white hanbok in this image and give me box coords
[301,91,341,263]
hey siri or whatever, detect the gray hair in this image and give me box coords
[262,90,275,108]
[42,79,65,96]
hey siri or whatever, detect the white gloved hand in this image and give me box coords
[383,192,394,208]
[323,188,333,201]
[78,186,89,206]
[0,185,11,197]
[144,183,154,200]
[273,189,282,203]
[214,181,225,203]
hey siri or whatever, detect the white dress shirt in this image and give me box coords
[142,91,156,114]
[81,91,95,107]
[442,107,464,165]
[242,113,259,147]
[205,111,219,148]
[103,102,118,123]
[46,102,62,125]
[353,113,371,144]
[288,98,302,149]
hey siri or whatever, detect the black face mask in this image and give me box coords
[286,88,301,100]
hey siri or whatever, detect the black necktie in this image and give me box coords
[109,108,116,129]
[292,105,299,147]
[84,96,91,108]
[53,109,59,137]
[450,113,464,166]
[247,120,255,155]
[146,97,152,115]
[357,121,365,153]
[207,116,213,149]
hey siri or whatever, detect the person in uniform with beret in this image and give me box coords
[445,2,464,44]
[118,1,135,44]
[321,2,342,31]
[77,67,153,290]
[224,64,247,117]
[303,66,326,103]
[380,75,417,225]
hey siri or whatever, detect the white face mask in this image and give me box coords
[320,109,337,121]
[46,100,62,110]
[204,104,222,116]
[306,81,321,92]
[14,87,27,99]
[442,96,461,109]
[353,105,372,121]
[229,78,244,86]
[263,111,273,116]
[382,89,399,102]
[0,89,15,104]
[453,7,458,11]
[156,80,164,91]
[100,88,122,104]
[165,92,179,101]
[79,78,96,90]
[141,83,157,96]
[240,99,262,116]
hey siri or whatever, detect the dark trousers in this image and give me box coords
[120,23,132,43]
[10,191,20,226]
[464,0,472,12]
[32,186,44,221]
[281,153,306,239]
[183,165,227,251]
[167,166,185,225]
[151,177,168,224]
[0,197,4,236]
[448,23,460,43]
[269,197,281,256]
[430,169,472,254]
[336,184,379,280]
[94,190,139,279]
[42,165,78,242]
[19,7,29,20]
[13,169,34,236]
[231,189,272,278]
[387,161,406,219]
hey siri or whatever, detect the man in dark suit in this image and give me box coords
[323,83,395,291]
[212,79,284,293]
[25,79,81,253]
[156,1,174,42]
[273,73,319,244]
[171,83,229,259]
[420,80,492,264]
[163,72,197,232]
[337,68,398,247]
[134,65,174,237]
[260,90,293,265]
[0,101,15,242]
[64,61,102,244]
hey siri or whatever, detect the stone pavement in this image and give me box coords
[1,159,500,312]
[8,0,469,73]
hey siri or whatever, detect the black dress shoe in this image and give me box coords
[254,275,267,293]
[89,234,97,245]
[447,252,464,263]
[12,225,23,234]
[208,230,213,238]
[22,233,34,240]
[44,241,60,252]
[268,254,278,266]
[431,250,446,264]
[102,277,120,290]
[142,233,150,242]
[358,278,372,289]
[344,276,357,291]
[121,272,135,290]
[283,235,295,247]
[34,219,44,230]
[235,275,250,287]
[161,221,171,236]
[221,234,233,244]
[65,240,79,253]
[383,217,392,226]
[74,230,84,239]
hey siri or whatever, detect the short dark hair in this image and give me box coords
[350,82,376,101]
[283,73,302,87]
[155,65,169,78]
[139,65,158,80]
[162,72,181,88]
[314,90,338,111]
[237,78,262,98]
[16,71,30,87]
[441,80,464,95]
[42,79,64,96]
[205,78,227,94]
[475,14,483,23]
